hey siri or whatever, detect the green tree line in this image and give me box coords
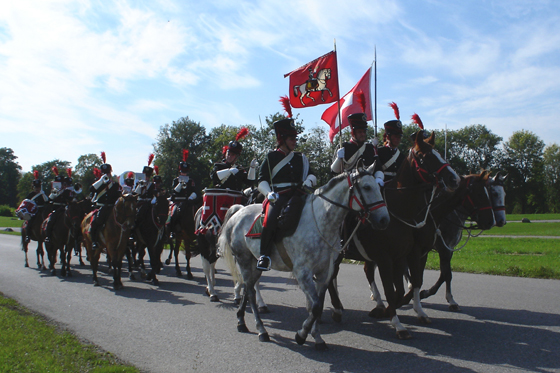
[2,114,559,214]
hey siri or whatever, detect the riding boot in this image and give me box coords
[256,228,274,271]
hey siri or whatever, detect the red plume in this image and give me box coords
[356,90,367,113]
[127,171,135,179]
[100,151,106,164]
[93,168,101,179]
[235,127,249,141]
[389,102,400,120]
[52,166,59,176]
[148,153,154,166]
[154,165,159,175]
[67,168,72,178]
[411,113,424,130]
[222,145,229,156]
[279,96,292,118]
[33,170,39,180]
[182,149,189,162]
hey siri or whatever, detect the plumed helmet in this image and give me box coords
[273,118,298,138]
[179,149,190,173]
[153,166,162,183]
[384,102,403,136]
[143,153,154,176]
[32,170,42,187]
[52,166,63,182]
[348,113,368,131]
[410,113,427,141]
[63,168,73,185]
[125,171,135,187]
[100,152,112,175]
[228,127,249,155]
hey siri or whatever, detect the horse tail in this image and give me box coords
[218,205,244,286]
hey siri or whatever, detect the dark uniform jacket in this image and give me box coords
[337,140,382,173]
[90,180,121,206]
[51,188,75,207]
[26,191,49,207]
[171,176,197,203]
[259,150,314,194]
[377,145,406,182]
[211,162,250,191]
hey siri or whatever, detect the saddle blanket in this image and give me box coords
[246,214,264,238]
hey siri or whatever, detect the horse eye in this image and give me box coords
[362,185,371,191]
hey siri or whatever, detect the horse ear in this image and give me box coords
[356,158,365,172]
[426,131,435,146]
[366,161,376,175]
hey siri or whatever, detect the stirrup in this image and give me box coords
[44,236,50,243]
[92,241,100,250]
[256,255,271,271]
[25,236,30,243]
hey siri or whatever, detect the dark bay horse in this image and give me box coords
[327,131,460,339]
[134,194,169,285]
[81,193,138,289]
[63,199,94,274]
[21,205,53,270]
[418,171,507,310]
[165,199,198,279]
[219,166,389,349]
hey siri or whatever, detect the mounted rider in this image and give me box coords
[135,154,164,225]
[44,167,75,244]
[122,171,136,194]
[256,97,317,271]
[377,102,406,183]
[20,170,50,242]
[89,152,122,250]
[169,149,198,236]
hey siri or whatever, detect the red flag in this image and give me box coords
[284,50,339,108]
[321,67,372,142]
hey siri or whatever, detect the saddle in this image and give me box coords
[246,195,306,240]
[306,79,318,90]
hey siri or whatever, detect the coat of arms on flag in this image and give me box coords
[284,50,339,108]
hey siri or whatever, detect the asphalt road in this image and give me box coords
[1,234,559,373]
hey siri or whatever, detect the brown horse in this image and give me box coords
[81,193,138,289]
[62,199,94,275]
[327,131,460,339]
[165,200,198,279]
[21,205,53,269]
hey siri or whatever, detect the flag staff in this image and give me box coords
[334,39,343,149]
[373,46,377,137]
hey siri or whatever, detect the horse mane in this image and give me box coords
[317,172,348,195]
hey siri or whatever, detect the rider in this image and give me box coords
[135,154,159,225]
[122,172,136,194]
[169,150,198,237]
[211,127,258,191]
[89,152,122,250]
[23,170,50,243]
[256,116,317,271]
[377,102,406,183]
[44,167,75,244]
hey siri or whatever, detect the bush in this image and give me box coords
[0,205,14,217]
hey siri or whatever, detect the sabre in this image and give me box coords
[259,115,274,191]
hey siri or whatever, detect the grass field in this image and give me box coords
[480,222,560,236]
[0,293,138,373]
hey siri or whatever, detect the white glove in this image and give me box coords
[376,178,384,187]
[371,137,379,146]
[267,191,279,204]
[188,192,197,200]
[337,148,345,159]
[250,159,259,168]
[230,167,239,175]
[303,174,317,188]
[103,175,110,184]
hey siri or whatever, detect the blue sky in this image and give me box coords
[1,0,559,176]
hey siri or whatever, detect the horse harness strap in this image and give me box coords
[382,148,400,171]
[345,143,367,171]
[275,241,294,270]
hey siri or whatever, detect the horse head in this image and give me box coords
[459,170,495,230]
[411,131,460,191]
[115,193,138,229]
[346,165,390,230]
[153,194,170,228]
[487,171,507,227]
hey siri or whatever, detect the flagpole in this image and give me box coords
[374,46,377,138]
[334,39,343,150]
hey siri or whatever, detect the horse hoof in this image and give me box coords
[165,259,171,265]
[25,263,29,268]
[67,271,72,278]
[331,311,342,323]
[237,324,249,333]
[94,282,100,287]
[151,279,159,286]
[418,316,431,324]
[315,342,328,351]
[259,333,270,342]
[258,306,270,314]
[175,270,182,278]
[186,273,194,280]
[210,295,219,302]
[234,298,241,306]
[397,330,412,340]
[368,307,387,319]
[449,304,461,312]
[295,331,306,345]
[129,274,136,281]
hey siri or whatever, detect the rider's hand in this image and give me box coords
[337,148,345,159]
[267,192,279,204]
[371,137,379,146]
[250,159,259,168]
[376,178,384,187]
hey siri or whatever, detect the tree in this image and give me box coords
[0,148,22,207]
[499,130,545,213]
[74,153,103,190]
[16,159,71,203]
[445,125,502,174]
[153,117,210,191]
[543,144,560,212]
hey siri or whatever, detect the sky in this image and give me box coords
[1,0,560,177]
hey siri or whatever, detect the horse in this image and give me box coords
[418,171,507,310]
[66,199,94,268]
[293,68,333,107]
[219,165,390,349]
[165,199,198,279]
[81,193,138,289]
[327,131,461,339]
[133,194,169,285]
[21,204,53,270]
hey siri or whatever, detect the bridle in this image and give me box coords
[410,148,451,188]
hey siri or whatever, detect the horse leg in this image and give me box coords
[233,281,243,305]
[125,246,136,281]
[147,244,160,286]
[37,243,46,271]
[327,254,344,323]
[364,261,386,317]
[255,278,269,314]
[112,255,124,290]
[405,247,431,324]
[375,260,411,339]
[293,269,327,350]
[170,238,183,277]
[201,256,218,301]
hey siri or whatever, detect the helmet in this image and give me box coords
[384,120,403,136]
[348,113,368,131]
[52,166,63,182]
[143,153,154,176]
[32,170,42,187]
[179,149,190,173]
[153,166,162,183]
[273,118,299,138]
[227,127,249,155]
[63,168,73,185]
[100,152,112,175]
[124,171,135,187]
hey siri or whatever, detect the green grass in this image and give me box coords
[0,215,24,228]
[0,293,139,373]
[480,222,560,236]
[425,237,560,279]
[507,213,560,221]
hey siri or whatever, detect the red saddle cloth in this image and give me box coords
[196,188,245,235]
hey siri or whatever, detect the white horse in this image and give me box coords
[219,166,390,350]
[293,68,332,107]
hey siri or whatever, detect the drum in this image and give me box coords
[15,199,38,221]
[200,188,245,225]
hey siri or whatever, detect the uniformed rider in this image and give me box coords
[256,118,317,271]
[134,154,161,224]
[377,102,406,183]
[89,154,122,250]
[44,167,75,244]
[23,170,50,242]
